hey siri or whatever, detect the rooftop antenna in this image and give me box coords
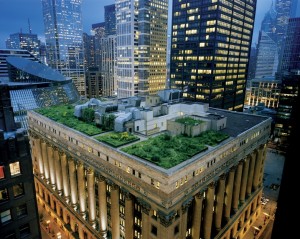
[28,18,32,34]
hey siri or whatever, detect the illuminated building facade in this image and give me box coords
[247,76,281,109]
[41,0,86,96]
[116,0,168,98]
[170,0,257,111]
[28,93,271,239]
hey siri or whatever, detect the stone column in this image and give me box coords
[253,146,264,190]
[203,182,215,239]
[98,176,107,239]
[68,158,78,209]
[111,183,120,239]
[140,201,151,239]
[181,199,192,238]
[224,167,235,221]
[41,141,50,183]
[214,175,226,231]
[240,158,250,204]
[125,193,134,239]
[87,168,96,226]
[54,148,63,195]
[258,145,267,186]
[47,145,56,189]
[60,152,70,202]
[246,153,256,196]
[35,138,44,178]
[77,161,86,218]
[158,211,174,238]
[192,192,203,239]
[232,161,243,212]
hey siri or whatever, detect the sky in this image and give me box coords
[0,0,273,49]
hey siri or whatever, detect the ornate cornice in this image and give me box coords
[158,210,176,227]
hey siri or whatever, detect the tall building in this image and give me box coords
[83,32,96,70]
[41,0,86,96]
[116,0,168,98]
[254,31,278,78]
[170,0,257,111]
[104,4,116,36]
[0,84,41,239]
[274,18,300,149]
[28,91,271,239]
[6,32,41,60]
[254,0,296,79]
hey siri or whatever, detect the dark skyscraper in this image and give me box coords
[170,0,257,111]
[105,4,116,36]
[0,84,41,239]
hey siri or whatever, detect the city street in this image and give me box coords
[243,147,285,239]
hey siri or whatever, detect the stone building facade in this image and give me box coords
[27,103,271,239]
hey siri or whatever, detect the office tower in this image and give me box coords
[86,67,103,98]
[41,0,86,96]
[83,32,96,70]
[116,0,168,98]
[92,22,106,70]
[105,4,116,36]
[28,90,271,239]
[4,56,80,129]
[274,18,300,150]
[254,0,295,79]
[0,84,41,239]
[247,46,257,82]
[6,32,41,60]
[170,0,257,111]
[0,49,38,78]
[254,31,278,78]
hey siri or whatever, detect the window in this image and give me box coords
[19,223,30,238]
[13,183,24,198]
[151,225,157,236]
[9,162,21,176]
[0,166,4,179]
[0,188,9,202]
[0,209,12,223]
[17,204,27,218]
[174,225,179,235]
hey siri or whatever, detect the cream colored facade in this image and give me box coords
[28,106,271,239]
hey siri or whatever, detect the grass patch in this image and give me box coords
[95,132,139,147]
[35,105,103,136]
[121,130,229,169]
[175,117,204,125]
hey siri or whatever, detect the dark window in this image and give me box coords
[151,225,157,236]
[17,204,27,218]
[4,231,16,239]
[19,224,30,238]
[174,225,179,235]
[13,183,24,198]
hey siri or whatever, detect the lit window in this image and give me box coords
[0,209,12,223]
[9,162,21,176]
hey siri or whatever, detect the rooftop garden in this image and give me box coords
[95,132,139,147]
[175,116,204,125]
[121,130,229,169]
[35,105,103,136]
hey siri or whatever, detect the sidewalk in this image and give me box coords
[243,148,285,239]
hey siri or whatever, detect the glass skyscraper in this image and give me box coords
[116,0,168,98]
[41,0,85,96]
[170,0,257,111]
[105,4,116,36]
